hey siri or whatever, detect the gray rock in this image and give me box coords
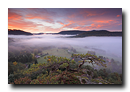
[99,82,102,84]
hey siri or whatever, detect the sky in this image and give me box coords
[8,8,122,33]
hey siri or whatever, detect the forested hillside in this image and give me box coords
[71,30,122,37]
[8,51,122,84]
[57,30,86,35]
[8,29,33,35]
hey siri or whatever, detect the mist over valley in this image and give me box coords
[8,34,122,74]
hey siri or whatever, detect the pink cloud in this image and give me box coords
[79,10,106,19]
[68,14,76,18]
[117,15,121,17]
[25,14,54,23]
[73,23,104,31]
[60,17,121,32]
[43,26,61,33]
[61,23,72,28]
[57,21,64,25]
[94,20,114,23]
[8,8,122,33]
[8,19,43,33]
[8,12,22,20]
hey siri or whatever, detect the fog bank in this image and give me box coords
[8,34,122,62]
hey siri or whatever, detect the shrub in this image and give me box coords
[93,71,98,78]
[13,61,17,66]
[30,79,40,84]
[8,62,26,76]
[59,63,69,68]
[13,71,25,80]
[14,77,31,84]
[8,74,14,83]
[8,62,13,75]
[82,79,86,84]
[59,68,66,71]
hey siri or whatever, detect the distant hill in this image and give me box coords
[33,33,44,35]
[8,29,122,36]
[57,30,86,35]
[72,30,122,37]
[33,30,86,35]
[8,29,33,35]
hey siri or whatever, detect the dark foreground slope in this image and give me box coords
[8,53,122,84]
[8,29,33,35]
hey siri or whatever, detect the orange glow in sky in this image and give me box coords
[8,8,122,33]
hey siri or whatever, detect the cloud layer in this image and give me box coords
[8,8,122,33]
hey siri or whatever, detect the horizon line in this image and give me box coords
[8,29,122,33]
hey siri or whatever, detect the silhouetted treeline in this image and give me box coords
[73,30,122,37]
[8,51,33,63]
[8,29,33,35]
[57,30,86,35]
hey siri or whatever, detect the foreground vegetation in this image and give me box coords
[8,50,122,84]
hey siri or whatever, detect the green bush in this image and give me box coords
[14,77,31,84]
[59,68,66,71]
[93,71,98,78]
[8,74,14,83]
[13,71,25,80]
[8,53,122,84]
[82,79,86,84]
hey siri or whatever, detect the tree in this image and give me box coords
[8,74,14,83]
[28,64,30,68]
[14,77,31,84]
[9,53,122,84]
[93,71,98,78]
[13,61,17,66]
[43,53,107,73]
[35,59,38,64]
[34,49,38,55]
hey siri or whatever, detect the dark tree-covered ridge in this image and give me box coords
[57,30,86,35]
[72,30,122,37]
[8,29,33,35]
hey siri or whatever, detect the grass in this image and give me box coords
[37,48,72,64]
[42,48,72,58]
[36,45,94,64]
[37,56,48,64]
